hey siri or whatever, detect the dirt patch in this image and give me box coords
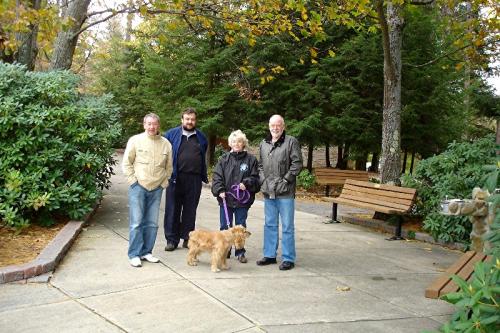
[295,184,341,201]
[0,222,66,267]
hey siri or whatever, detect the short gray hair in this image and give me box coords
[143,113,160,123]
[228,130,248,149]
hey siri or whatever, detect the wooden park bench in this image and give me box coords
[425,251,489,299]
[314,168,369,196]
[321,179,417,240]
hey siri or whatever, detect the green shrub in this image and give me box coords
[430,165,500,333]
[402,136,496,244]
[298,169,316,190]
[0,63,121,228]
[214,144,227,164]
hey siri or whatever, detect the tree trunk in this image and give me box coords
[496,119,500,157]
[369,152,380,172]
[15,0,41,70]
[206,134,216,167]
[410,151,415,174]
[50,0,91,70]
[125,0,133,41]
[307,143,313,172]
[336,145,343,169]
[325,142,331,167]
[401,149,407,174]
[378,1,403,185]
[336,144,349,169]
[355,155,367,171]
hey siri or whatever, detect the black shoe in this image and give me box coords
[182,239,189,249]
[279,261,295,270]
[238,254,248,263]
[256,257,277,266]
[165,242,177,251]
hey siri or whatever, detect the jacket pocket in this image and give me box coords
[136,149,150,164]
[261,179,271,196]
[275,179,289,196]
[157,152,168,168]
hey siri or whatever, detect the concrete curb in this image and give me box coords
[0,205,99,284]
[341,215,466,251]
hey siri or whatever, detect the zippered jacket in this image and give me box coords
[122,132,173,190]
[164,126,208,183]
[259,132,303,199]
[211,151,260,208]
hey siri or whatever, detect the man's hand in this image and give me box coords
[219,192,226,198]
[239,183,246,191]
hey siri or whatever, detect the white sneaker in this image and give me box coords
[129,257,142,267]
[140,254,160,263]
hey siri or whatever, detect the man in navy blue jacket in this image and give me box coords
[163,107,208,251]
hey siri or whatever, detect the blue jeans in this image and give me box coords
[263,198,295,262]
[219,205,248,256]
[128,183,163,259]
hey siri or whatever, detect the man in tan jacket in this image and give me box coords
[122,113,173,267]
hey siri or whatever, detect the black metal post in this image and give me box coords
[324,202,341,224]
[331,203,340,223]
[386,215,404,240]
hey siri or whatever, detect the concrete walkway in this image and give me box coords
[0,155,460,332]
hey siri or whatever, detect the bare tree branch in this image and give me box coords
[405,39,500,67]
[75,47,92,73]
[409,0,434,5]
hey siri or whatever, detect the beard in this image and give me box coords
[271,130,282,138]
[182,125,195,131]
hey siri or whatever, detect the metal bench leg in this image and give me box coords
[325,185,330,197]
[324,202,341,224]
[386,215,404,241]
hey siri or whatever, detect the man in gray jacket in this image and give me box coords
[256,115,303,270]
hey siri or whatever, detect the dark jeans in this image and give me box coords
[163,173,202,245]
[219,205,249,256]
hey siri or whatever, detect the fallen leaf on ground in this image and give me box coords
[336,286,351,292]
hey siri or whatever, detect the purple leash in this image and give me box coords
[222,184,250,228]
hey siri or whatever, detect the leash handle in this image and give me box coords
[226,184,250,204]
[222,183,251,229]
[222,197,231,228]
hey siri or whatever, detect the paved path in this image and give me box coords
[0,154,460,332]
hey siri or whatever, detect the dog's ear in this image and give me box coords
[244,231,251,237]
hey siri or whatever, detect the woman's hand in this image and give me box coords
[219,192,226,198]
[239,183,246,191]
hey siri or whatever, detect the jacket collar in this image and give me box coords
[230,151,247,159]
[265,131,286,146]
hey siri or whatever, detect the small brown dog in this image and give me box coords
[187,225,251,272]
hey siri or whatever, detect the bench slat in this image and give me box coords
[315,174,368,180]
[425,251,488,299]
[316,175,368,179]
[314,169,369,187]
[331,197,407,214]
[344,182,416,202]
[316,179,350,185]
[425,251,476,299]
[337,193,411,211]
[314,168,368,175]
[341,188,415,206]
[345,179,417,195]
[440,252,488,295]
